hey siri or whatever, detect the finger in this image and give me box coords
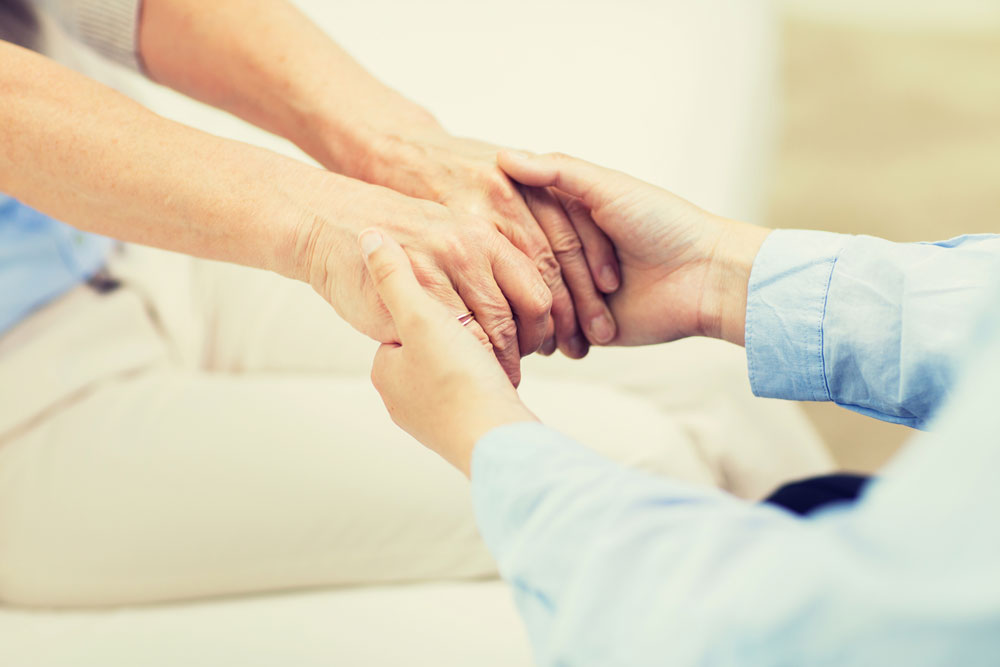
[499,188,588,359]
[488,195,574,357]
[359,228,438,340]
[453,263,523,386]
[497,150,629,210]
[361,229,492,361]
[488,234,553,357]
[553,189,621,293]
[441,290,493,348]
[521,186,617,348]
[427,274,493,349]
[540,316,557,356]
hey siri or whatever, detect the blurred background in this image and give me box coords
[772,0,1000,470]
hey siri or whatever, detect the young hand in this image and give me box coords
[498,151,771,346]
[360,228,537,476]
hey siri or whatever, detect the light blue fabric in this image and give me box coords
[471,230,1000,666]
[0,194,112,334]
[747,230,1000,429]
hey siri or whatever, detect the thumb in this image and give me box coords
[359,228,434,339]
[497,150,624,209]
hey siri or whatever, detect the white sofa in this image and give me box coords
[0,2,821,665]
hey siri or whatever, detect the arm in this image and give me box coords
[362,225,1000,665]
[471,410,1000,665]
[0,38,308,280]
[134,0,620,358]
[0,39,551,382]
[746,230,1000,428]
[498,151,1000,427]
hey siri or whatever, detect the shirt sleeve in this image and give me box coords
[746,230,1000,428]
[472,414,1000,666]
[37,0,143,71]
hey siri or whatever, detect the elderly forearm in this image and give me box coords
[0,39,344,281]
[138,0,440,176]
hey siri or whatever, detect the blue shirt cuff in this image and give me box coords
[745,229,850,402]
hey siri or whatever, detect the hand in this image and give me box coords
[498,151,772,347]
[361,228,537,476]
[297,175,552,385]
[135,0,616,356]
[358,129,620,358]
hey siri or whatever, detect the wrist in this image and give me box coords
[301,94,444,180]
[698,219,771,346]
[449,401,539,477]
[269,165,368,286]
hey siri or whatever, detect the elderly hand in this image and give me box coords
[297,176,552,385]
[498,151,772,347]
[361,228,537,475]
[356,129,620,358]
[136,0,616,358]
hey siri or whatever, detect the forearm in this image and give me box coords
[472,424,806,664]
[138,0,441,176]
[472,423,994,664]
[0,39,345,281]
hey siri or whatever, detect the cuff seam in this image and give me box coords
[817,247,843,401]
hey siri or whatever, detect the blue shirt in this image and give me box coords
[0,194,112,334]
[472,230,1000,666]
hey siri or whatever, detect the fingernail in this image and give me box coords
[359,229,383,257]
[569,334,587,357]
[600,264,620,291]
[504,149,533,160]
[589,314,615,344]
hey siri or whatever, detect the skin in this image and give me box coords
[138,0,619,359]
[368,151,771,476]
[363,230,536,477]
[1,0,621,384]
[0,40,543,383]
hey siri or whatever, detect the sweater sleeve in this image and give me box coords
[39,0,143,72]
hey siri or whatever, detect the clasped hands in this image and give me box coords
[361,150,771,475]
[299,132,622,386]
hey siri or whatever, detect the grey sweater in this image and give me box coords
[0,0,142,71]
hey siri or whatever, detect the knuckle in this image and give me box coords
[488,317,519,352]
[528,284,553,319]
[484,171,518,206]
[437,231,475,270]
[563,195,590,219]
[470,323,491,346]
[369,261,400,288]
[535,252,563,287]
[549,232,585,261]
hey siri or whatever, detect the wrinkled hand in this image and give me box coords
[498,151,771,346]
[362,130,620,357]
[299,178,551,385]
[361,228,537,476]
